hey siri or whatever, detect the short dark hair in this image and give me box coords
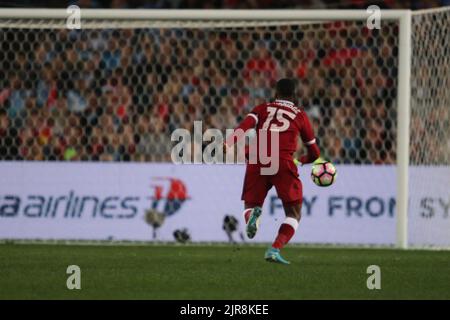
[275,78,296,99]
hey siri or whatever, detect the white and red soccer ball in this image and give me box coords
[311,161,337,187]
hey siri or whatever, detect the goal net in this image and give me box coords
[409,8,450,248]
[0,9,448,247]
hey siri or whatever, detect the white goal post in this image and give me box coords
[0,8,447,249]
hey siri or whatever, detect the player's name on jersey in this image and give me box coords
[271,99,301,115]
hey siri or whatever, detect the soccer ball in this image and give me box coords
[311,161,337,187]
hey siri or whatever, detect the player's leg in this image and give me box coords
[265,160,302,264]
[264,201,301,265]
[272,201,301,250]
[241,165,271,239]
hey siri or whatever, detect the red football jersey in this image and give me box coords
[227,99,316,163]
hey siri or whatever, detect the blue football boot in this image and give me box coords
[246,207,262,239]
[264,247,291,265]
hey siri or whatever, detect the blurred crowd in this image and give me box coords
[0,20,401,164]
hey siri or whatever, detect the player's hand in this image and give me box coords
[313,157,326,165]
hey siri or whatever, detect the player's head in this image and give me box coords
[275,78,296,101]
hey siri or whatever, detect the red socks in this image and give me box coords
[272,217,299,249]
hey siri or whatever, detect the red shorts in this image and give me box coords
[241,159,303,207]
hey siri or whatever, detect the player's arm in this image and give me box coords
[298,113,320,165]
[224,111,258,148]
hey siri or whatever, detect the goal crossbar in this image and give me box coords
[0,9,410,21]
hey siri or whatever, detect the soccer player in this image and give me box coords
[224,78,321,264]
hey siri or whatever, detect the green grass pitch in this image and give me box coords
[0,243,449,300]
